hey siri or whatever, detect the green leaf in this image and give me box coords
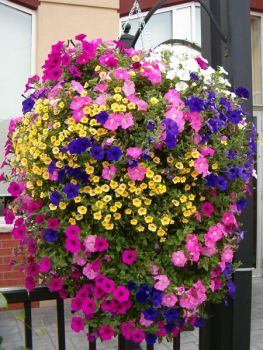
[16,310,25,321]
[0,293,7,309]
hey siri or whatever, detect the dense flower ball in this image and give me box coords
[1,36,255,345]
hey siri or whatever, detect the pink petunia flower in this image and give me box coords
[194,156,209,175]
[161,293,178,307]
[127,164,146,181]
[65,237,81,253]
[8,182,22,197]
[49,277,63,292]
[154,274,170,291]
[47,218,60,229]
[104,113,122,131]
[131,329,145,343]
[84,235,97,252]
[121,112,134,129]
[126,147,142,159]
[102,165,116,180]
[65,225,80,237]
[171,250,187,267]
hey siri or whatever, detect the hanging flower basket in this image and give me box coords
[2,35,256,346]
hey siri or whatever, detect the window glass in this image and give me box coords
[0,2,32,195]
[122,11,172,50]
[251,16,262,105]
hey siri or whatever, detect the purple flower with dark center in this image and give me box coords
[95,111,109,124]
[205,173,218,187]
[146,334,157,345]
[237,197,247,211]
[223,263,233,277]
[136,290,148,303]
[68,137,90,154]
[162,118,178,134]
[194,317,204,328]
[150,290,162,307]
[206,118,225,133]
[90,145,104,160]
[22,97,35,114]
[143,307,158,321]
[224,165,239,181]
[57,170,66,182]
[238,167,251,181]
[48,161,56,175]
[146,120,156,131]
[227,280,236,299]
[220,97,231,110]
[235,86,249,99]
[162,308,179,322]
[165,323,175,332]
[190,72,199,81]
[141,150,152,161]
[44,229,59,242]
[228,149,236,159]
[63,183,79,199]
[106,146,122,161]
[227,110,242,124]
[216,176,228,191]
[128,159,138,168]
[50,191,61,206]
[186,96,204,112]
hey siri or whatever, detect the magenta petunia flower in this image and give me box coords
[65,237,81,253]
[200,201,214,217]
[113,285,130,302]
[82,297,96,315]
[94,237,109,252]
[49,277,63,292]
[12,225,27,239]
[98,324,115,341]
[65,225,80,237]
[131,328,146,343]
[47,217,60,229]
[39,257,52,273]
[71,316,85,333]
[7,181,22,197]
[35,214,45,225]
[121,249,137,265]
[4,211,15,224]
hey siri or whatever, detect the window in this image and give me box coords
[251,16,262,105]
[0,0,35,196]
[120,3,201,54]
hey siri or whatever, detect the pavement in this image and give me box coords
[0,277,262,350]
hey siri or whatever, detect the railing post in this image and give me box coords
[173,334,180,350]
[24,300,33,349]
[200,1,253,349]
[56,297,66,350]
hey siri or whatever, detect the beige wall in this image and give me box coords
[36,0,120,73]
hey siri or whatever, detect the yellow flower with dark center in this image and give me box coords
[77,206,87,215]
[132,198,141,207]
[138,207,147,216]
[148,223,157,232]
[93,211,102,220]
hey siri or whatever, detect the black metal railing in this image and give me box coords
[1,286,213,350]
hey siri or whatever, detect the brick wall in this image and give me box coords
[0,232,25,288]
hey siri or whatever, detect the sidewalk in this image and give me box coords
[0,277,262,350]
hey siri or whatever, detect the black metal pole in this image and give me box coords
[200,1,253,349]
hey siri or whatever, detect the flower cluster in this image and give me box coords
[1,35,255,345]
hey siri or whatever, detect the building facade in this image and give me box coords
[0,0,119,289]
[120,0,263,275]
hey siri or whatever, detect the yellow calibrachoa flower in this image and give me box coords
[148,223,157,232]
[138,207,147,216]
[132,198,142,207]
[77,206,87,215]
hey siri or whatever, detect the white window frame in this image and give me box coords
[0,0,36,75]
[120,1,201,48]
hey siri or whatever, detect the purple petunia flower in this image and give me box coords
[90,145,104,160]
[143,307,158,321]
[227,110,242,124]
[63,183,79,199]
[50,191,61,205]
[44,229,59,242]
[22,97,35,114]
[95,111,109,124]
[106,146,122,161]
[235,86,249,99]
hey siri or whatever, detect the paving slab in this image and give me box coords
[0,277,262,350]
